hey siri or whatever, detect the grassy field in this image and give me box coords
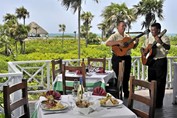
[0,36,177,73]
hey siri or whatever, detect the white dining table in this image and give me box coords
[37,95,137,118]
[52,70,116,91]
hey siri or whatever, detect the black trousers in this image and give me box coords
[111,54,131,95]
[148,57,167,107]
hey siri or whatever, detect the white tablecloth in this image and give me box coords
[52,70,116,91]
[37,95,137,118]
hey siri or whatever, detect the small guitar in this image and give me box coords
[112,29,150,56]
[141,29,167,65]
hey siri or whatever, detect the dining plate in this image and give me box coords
[86,73,92,76]
[100,99,123,107]
[95,72,108,75]
[40,100,69,111]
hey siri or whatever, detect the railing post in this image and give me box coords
[47,61,50,90]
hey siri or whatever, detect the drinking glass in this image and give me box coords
[73,79,79,90]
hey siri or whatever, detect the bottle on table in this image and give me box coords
[77,77,85,99]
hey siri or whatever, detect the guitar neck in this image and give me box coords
[127,32,145,44]
[149,41,157,50]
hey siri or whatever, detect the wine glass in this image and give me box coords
[72,79,78,97]
[73,79,79,90]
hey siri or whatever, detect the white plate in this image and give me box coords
[100,99,123,107]
[86,73,92,76]
[41,100,69,111]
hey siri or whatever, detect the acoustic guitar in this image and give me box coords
[112,29,150,56]
[141,29,167,65]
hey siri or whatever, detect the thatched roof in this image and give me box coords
[28,22,48,37]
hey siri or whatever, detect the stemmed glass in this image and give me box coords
[73,79,78,97]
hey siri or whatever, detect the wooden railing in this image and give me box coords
[0,56,176,94]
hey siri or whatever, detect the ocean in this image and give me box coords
[48,33,177,37]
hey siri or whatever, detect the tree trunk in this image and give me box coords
[101,30,103,41]
[20,41,23,54]
[78,6,81,59]
[62,32,64,49]
[86,24,88,47]
[5,44,8,56]
[23,41,26,54]
[23,17,25,25]
[15,41,18,54]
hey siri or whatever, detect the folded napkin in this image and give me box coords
[96,67,105,73]
[92,87,107,96]
[75,101,99,115]
[76,70,82,75]
[46,90,61,100]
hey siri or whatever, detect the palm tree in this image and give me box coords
[101,3,136,36]
[3,13,19,54]
[133,0,164,30]
[15,6,30,25]
[3,13,17,23]
[58,0,99,59]
[81,11,94,47]
[124,8,137,33]
[0,25,12,56]
[14,24,29,54]
[73,31,77,39]
[97,22,107,41]
[59,24,66,49]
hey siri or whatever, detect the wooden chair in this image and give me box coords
[128,76,157,118]
[106,61,124,99]
[62,64,86,95]
[87,57,106,72]
[51,59,62,81]
[3,79,30,118]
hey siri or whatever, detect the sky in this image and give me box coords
[0,0,176,34]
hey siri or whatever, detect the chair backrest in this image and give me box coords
[128,76,157,118]
[3,79,30,118]
[87,57,106,71]
[51,59,62,81]
[62,64,86,95]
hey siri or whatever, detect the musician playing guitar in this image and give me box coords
[140,23,170,108]
[105,21,139,98]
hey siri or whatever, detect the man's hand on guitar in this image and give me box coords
[140,48,145,55]
[123,42,129,47]
[117,41,124,47]
[155,36,163,44]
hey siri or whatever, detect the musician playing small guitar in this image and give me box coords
[105,21,140,98]
[140,23,170,108]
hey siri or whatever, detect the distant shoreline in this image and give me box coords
[48,33,177,37]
